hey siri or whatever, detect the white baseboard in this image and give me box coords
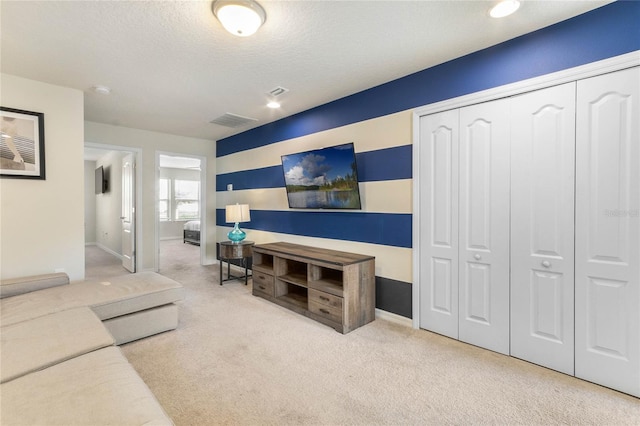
[96,243,123,260]
[375,309,412,327]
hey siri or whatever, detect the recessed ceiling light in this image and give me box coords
[267,101,281,109]
[92,85,111,95]
[489,0,521,18]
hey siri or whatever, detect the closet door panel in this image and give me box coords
[575,67,639,397]
[419,110,459,339]
[510,83,576,375]
[458,100,510,354]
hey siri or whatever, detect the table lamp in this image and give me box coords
[225,203,251,243]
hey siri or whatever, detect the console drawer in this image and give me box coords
[309,289,343,310]
[309,299,343,324]
[253,272,274,296]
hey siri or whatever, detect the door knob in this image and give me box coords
[474,254,481,260]
[542,260,551,268]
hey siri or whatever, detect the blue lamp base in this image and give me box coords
[227,222,246,243]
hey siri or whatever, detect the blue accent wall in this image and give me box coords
[217,165,284,192]
[216,145,412,191]
[218,1,640,157]
[217,209,412,248]
[357,145,412,182]
[217,1,640,319]
[376,277,413,318]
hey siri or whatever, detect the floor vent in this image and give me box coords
[210,113,258,128]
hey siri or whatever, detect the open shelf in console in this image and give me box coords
[308,265,343,297]
[276,258,308,287]
[275,280,308,309]
[252,251,274,274]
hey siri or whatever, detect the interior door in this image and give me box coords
[122,153,136,272]
[510,83,576,375]
[458,100,510,355]
[575,66,640,397]
[419,109,459,339]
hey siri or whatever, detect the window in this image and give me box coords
[159,178,200,221]
[159,178,170,221]
[174,179,200,220]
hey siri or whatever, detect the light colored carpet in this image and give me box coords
[158,238,203,272]
[85,244,130,280]
[85,239,202,279]
[89,242,640,425]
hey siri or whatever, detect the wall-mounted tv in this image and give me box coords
[95,165,108,194]
[281,142,361,209]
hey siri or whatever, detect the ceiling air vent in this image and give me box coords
[210,113,258,128]
[267,86,289,97]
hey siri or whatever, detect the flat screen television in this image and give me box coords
[95,165,107,194]
[281,142,361,209]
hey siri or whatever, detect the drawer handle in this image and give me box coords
[474,254,481,261]
[259,285,266,290]
[259,275,265,279]
[319,308,330,315]
[541,260,551,268]
[319,296,330,302]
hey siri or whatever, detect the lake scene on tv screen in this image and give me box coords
[282,143,361,209]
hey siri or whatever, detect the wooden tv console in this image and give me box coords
[251,242,375,334]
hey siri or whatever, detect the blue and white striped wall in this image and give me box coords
[216,1,640,319]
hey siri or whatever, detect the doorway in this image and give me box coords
[156,152,206,273]
[84,143,140,278]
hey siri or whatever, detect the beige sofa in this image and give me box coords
[0,271,185,425]
[0,271,184,344]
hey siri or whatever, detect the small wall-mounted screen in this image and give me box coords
[95,166,106,194]
[281,143,361,209]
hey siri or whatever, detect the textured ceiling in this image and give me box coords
[1,1,612,142]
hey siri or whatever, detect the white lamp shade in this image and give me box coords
[225,204,251,223]
[213,0,266,37]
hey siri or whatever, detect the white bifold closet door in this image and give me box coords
[419,109,460,339]
[575,66,640,397]
[458,101,510,355]
[510,83,576,375]
[419,101,510,354]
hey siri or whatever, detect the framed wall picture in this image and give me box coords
[0,107,45,179]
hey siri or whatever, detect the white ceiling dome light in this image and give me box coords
[490,0,521,18]
[212,0,266,37]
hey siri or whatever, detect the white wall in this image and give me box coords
[95,151,125,255]
[0,74,84,280]
[84,160,97,244]
[160,221,183,240]
[84,121,216,270]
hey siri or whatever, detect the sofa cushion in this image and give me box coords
[0,272,69,299]
[0,271,185,327]
[103,304,179,345]
[0,307,114,384]
[0,346,173,425]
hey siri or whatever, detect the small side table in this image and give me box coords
[219,240,254,285]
